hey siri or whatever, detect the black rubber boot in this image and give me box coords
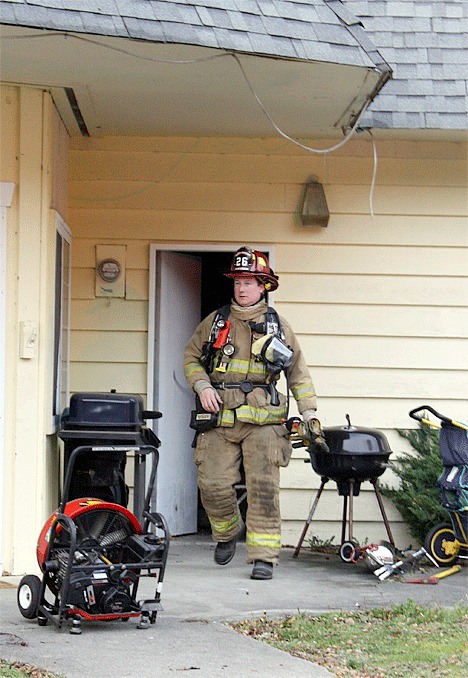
[214,538,237,565]
[251,560,273,580]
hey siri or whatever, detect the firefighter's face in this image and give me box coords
[233,276,265,306]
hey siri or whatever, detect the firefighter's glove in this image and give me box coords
[283,417,304,448]
[284,416,301,434]
[299,418,329,454]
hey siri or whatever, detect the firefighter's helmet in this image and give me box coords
[224,247,279,291]
[364,542,395,573]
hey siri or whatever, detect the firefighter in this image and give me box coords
[184,247,317,580]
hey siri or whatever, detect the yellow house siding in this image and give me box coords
[279,273,467,306]
[69,149,466,187]
[69,182,466,216]
[68,135,467,549]
[69,210,467,248]
[0,87,19,182]
[50,104,69,218]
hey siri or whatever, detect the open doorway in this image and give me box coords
[147,244,273,536]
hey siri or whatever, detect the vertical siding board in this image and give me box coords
[68,135,467,547]
[13,89,44,572]
[5,88,68,573]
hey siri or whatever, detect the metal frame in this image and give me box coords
[36,443,170,633]
[293,476,395,558]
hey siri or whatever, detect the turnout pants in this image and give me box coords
[194,420,292,564]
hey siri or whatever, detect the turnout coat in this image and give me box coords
[184,299,317,426]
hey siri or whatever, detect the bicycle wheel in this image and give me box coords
[425,523,459,566]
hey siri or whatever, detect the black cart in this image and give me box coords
[17,392,170,634]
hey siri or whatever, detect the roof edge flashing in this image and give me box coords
[324,0,392,80]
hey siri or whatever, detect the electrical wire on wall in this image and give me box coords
[3,31,379,216]
[367,129,378,220]
[231,53,372,155]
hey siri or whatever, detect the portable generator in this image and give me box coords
[17,392,170,634]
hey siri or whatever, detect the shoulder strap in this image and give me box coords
[266,307,284,339]
[212,305,282,337]
[266,306,290,415]
[200,305,232,373]
[206,304,230,341]
[218,304,231,321]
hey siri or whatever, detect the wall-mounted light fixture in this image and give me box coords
[300,176,329,227]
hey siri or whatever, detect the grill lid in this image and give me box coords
[67,392,145,429]
[323,415,391,456]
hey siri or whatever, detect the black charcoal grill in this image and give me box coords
[293,416,395,562]
[60,391,161,519]
[310,420,392,494]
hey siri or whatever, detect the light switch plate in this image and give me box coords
[20,321,38,359]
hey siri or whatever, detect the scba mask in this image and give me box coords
[251,334,293,375]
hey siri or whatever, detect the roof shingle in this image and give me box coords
[347,0,467,129]
[0,0,384,71]
[1,0,466,129]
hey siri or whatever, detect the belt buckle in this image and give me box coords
[240,380,253,393]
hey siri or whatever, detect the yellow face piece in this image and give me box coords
[251,334,272,356]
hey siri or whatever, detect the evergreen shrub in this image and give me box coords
[379,424,448,544]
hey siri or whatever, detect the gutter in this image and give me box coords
[325,0,393,129]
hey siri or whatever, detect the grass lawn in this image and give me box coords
[0,661,62,678]
[231,600,468,677]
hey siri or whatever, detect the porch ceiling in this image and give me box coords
[0,25,387,138]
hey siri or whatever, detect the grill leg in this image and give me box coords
[371,479,395,547]
[341,493,348,544]
[293,477,328,558]
[348,480,354,541]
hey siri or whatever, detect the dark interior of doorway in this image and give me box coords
[182,251,247,532]
[184,251,233,318]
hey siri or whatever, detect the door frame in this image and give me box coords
[147,243,276,412]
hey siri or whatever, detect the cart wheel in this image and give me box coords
[17,575,41,619]
[339,540,359,563]
[425,523,459,566]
